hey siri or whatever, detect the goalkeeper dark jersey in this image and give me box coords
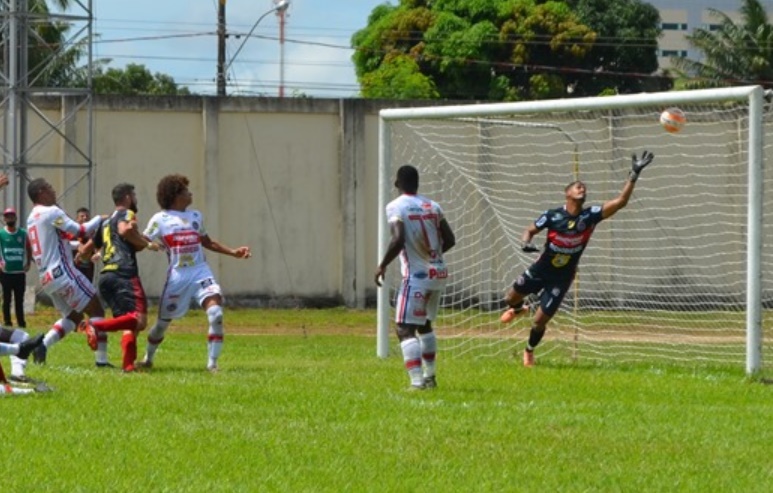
[94,209,139,278]
[530,205,604,276]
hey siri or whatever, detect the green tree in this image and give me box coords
[670,0,773,89]
[568,0,670,95]
[88,63,190,95]
[352,0,664,100]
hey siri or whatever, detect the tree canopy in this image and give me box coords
[85,63,191,96]
[671,0,773,89]
[352,0,667,100]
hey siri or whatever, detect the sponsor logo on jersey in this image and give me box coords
[167,303,177,312]
[192,221,199,230]
[413,271,428,279]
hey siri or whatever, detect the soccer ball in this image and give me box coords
[660,107,686,133]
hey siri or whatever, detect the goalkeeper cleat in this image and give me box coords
[135,360,153,371]
[95,362,116,369]
[500,306,528,323]
[423,376,437,389]
[523,349,535,368]
[17,334,44,361]
[407,383,426,392]
[79,320,98,351]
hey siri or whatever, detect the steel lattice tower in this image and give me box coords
[0,0,94,218]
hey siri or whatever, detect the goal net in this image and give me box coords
[377,86,772,374]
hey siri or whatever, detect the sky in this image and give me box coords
[84,0,388,98]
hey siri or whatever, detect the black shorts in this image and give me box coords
[512,268,575,317]
[98,272,147,318]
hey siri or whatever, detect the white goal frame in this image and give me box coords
[377,85,765,375]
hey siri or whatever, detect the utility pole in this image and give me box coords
[216,0,227,96]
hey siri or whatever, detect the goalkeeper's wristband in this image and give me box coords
[628,170,639,182]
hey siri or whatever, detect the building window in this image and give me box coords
[662,23,688,30]
[708,24,721,31]
[662,50,688,57]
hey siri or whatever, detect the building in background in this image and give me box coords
[647,0,773,68]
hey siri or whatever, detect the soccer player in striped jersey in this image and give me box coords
[375,165,456,390]
[25,178,105,365]
[501,151,654,367]
[80,183,159,372]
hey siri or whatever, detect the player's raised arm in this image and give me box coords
[602,150,654,220]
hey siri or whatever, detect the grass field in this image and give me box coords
[5,307,773,492]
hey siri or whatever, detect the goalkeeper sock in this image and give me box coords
[400,338,424,386]
[526,326,545,352]
[418,332,437,378]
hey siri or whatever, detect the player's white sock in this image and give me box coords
[144,319,171,363]
[400,338,424,386]
[206,305,224,368]
[44,319,76,348]
[418,331,437,378]
[91,318,109,364]
[9,328,29,377]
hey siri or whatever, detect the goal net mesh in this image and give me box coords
[382,101,773,367]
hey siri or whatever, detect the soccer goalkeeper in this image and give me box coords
[501,151,654,367]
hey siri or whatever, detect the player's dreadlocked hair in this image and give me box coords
[157,174,189,210]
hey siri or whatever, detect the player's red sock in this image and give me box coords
[92,313,138,333]
[121,332,137,371]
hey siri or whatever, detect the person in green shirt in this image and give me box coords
[0,207,32,329]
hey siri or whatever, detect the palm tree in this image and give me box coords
[670,0,773,89]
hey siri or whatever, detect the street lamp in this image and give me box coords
[219,0,291,96]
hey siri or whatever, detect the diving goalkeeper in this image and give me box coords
[501,151,654,367]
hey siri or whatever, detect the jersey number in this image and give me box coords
[407,213,439,257]
[28,225,41,257]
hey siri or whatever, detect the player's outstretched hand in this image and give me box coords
[0,173,8,189]
[145,241,160,252]
[233,246,251,259]
[629,150,654,182]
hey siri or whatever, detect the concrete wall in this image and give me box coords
[1,96,439,308]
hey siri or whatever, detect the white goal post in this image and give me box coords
[377,86,769,375]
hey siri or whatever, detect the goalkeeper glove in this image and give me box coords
[522,242,539,253]
[629,150,654,182]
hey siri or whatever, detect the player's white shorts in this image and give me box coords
[394,278,445,326]
[158,264,222,320]
[39,263,97,315]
